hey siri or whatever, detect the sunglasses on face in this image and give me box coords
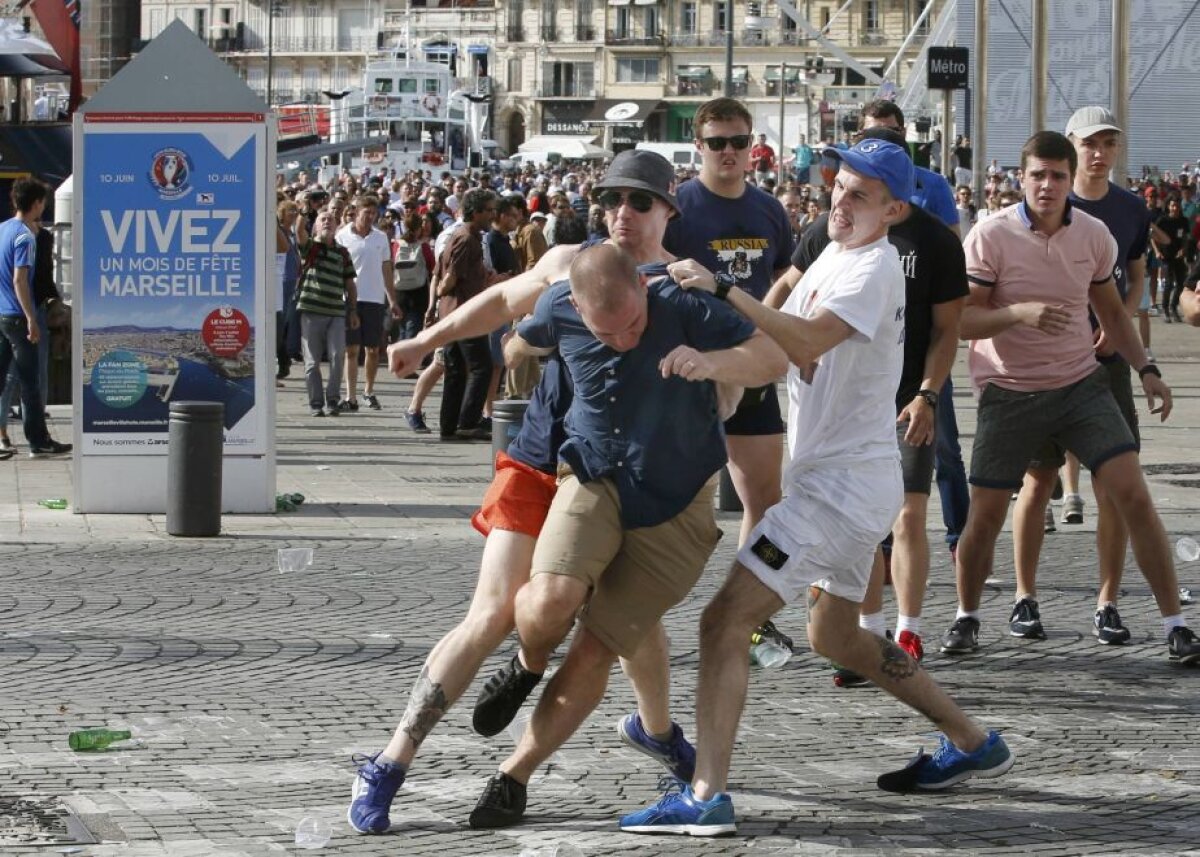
[700,134,753,152]
[597,190,656,213]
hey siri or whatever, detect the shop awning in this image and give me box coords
[731,66,748,83]
[582,99,663,126]
[675,66,710,80]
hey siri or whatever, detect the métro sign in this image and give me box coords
[927,47,969,90]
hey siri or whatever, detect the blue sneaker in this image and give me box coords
[347,752,406,834]
[877,731,1013,792]
[619,777,736,837]
[617,713,695,782]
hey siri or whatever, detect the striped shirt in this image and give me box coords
[296,239,355,317]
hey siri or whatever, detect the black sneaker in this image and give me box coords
[29,440,72,457]
[1094,604,1131,645]
[940,616,981,654]
[473,654,543,737]
[1168,626,1200,665]
[326,401,341,417]
[338,398,359,412]
[311,407,326,417]
[1009,597,1046,639]
[752,619,794,653]
[456,426,492,441]
[364,394,381,410]
[468,772,527,829]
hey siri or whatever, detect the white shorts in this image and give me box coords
[737,460,903,604]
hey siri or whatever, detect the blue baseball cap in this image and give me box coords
[828,139,915,201]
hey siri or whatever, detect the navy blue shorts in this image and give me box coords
[723,383,785,436]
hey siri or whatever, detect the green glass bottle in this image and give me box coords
[68,728,132,751]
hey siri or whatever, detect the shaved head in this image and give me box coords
[569,243,641,313]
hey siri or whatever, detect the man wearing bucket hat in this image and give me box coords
[620,139,1012,836]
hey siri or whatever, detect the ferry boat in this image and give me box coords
[337,46,490,175]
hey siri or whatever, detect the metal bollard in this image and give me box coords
[717,465,743,512]
[490,399,530,470]
[166,401,224,537]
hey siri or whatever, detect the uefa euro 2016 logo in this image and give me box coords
[148,148,192,199]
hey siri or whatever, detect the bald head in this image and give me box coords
[569,243,641,313]
[568,244,648,352]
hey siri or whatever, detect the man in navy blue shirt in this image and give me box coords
[351,151,759,835]
[464,242,785,829]
[0,178,69,458]
[664,96,795,550]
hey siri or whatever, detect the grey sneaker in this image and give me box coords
[1094,604,1131,645]
[1043,505,1057,533]
[1061,493,1084,525]
[1009,597,1047,639]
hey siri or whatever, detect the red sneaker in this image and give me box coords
[897,630,924,662]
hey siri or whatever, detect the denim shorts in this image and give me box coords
[970,368,1138,489]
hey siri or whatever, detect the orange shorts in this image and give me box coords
[471,451,559,538]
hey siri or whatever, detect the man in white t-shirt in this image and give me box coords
[336,193,400,410]
[620,140,1013,838]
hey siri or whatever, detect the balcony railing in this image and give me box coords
[506,25,525,41]
[574,25,596,41]
[666,30,803,47]
[232,34,378,53]
[535,84,597,98]
[860,30,886,45]
[605,29,664,46]
[539,25,558,41]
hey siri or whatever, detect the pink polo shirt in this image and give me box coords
[964,201,1117,393]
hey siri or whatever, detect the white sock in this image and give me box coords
[896,614,921,636]
[1163,614,1186,636]
[859,611,887,638]
[955,607,980,621]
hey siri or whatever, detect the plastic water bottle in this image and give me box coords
[38,498,68,510]
[750,639,793,668]
[68,728,132,751]
[1175,537,1200,563]
[294,817,332,849]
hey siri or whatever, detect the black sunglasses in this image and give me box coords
[597,190,656,213]
[701,134,753,152]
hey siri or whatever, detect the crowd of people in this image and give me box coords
[273,96,1200,841]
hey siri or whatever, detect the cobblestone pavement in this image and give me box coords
[2,340,1200,856]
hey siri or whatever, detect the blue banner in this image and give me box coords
[80,127,263,453]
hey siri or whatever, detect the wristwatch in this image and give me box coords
[916,389,939,408]
[1139,363,1161,379]
[713,271,736,301]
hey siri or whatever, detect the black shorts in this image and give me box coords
[972,369,1138,489]
[346,301,385,348]
[897,420,936,495]
[1029,358,1140,470]
[723,383,785,436]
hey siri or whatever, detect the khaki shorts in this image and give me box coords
[530,474,721,658]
